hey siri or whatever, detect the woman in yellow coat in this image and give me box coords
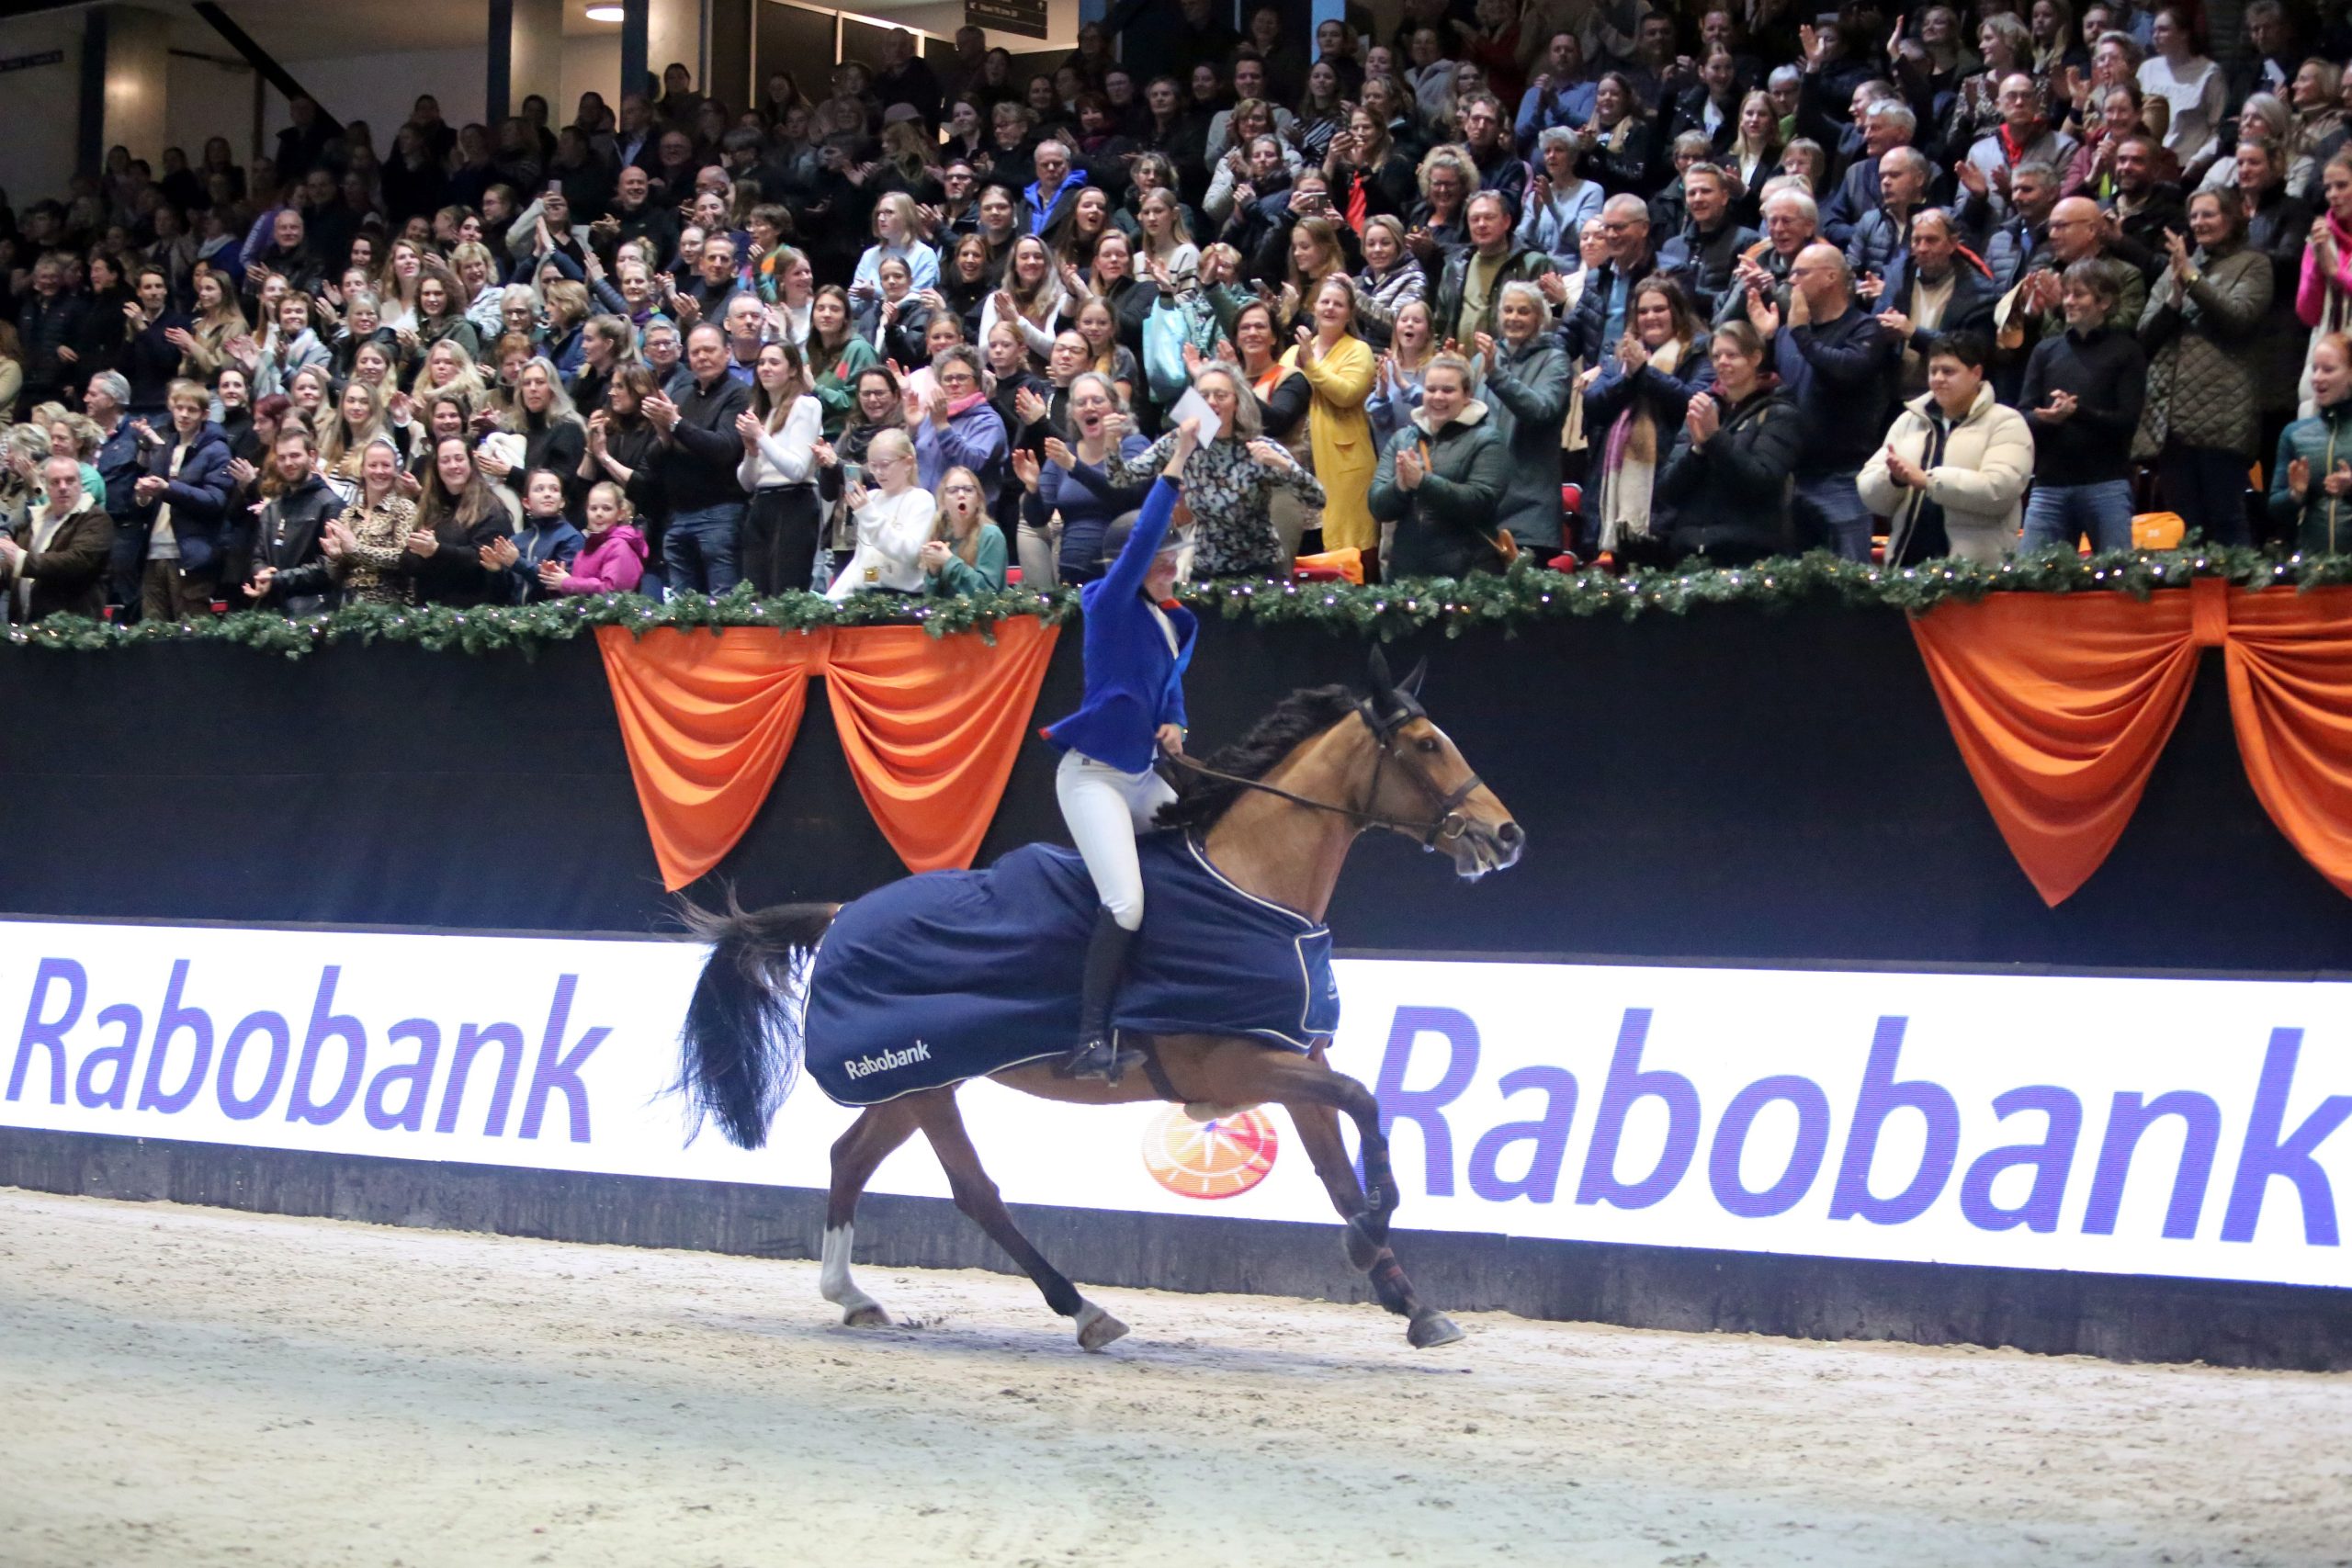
[1281,275,1379,552]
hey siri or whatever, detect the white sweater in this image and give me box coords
[735,395,823,491]
[827,485,935,599]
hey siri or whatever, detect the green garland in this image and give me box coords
[6,547,2341,659]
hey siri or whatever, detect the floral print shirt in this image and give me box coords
[1104,434,1324,580]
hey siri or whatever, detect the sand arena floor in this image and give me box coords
[1,1188,2346,1568]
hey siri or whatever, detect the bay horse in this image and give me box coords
[674,650,1523,1351]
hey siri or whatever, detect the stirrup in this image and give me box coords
[1058,1034,1144,1084]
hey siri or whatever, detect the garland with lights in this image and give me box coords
[0,547,2330,660]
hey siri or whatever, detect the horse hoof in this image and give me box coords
[1075,1300,1129,1352]
[1408,1311,1464,1349]
[842,1303,891,1327]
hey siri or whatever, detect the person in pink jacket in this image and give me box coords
[538,479,650,596]
[2294,150,2352,413]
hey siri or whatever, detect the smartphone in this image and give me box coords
[841,461,864,490]
[548,178,563,197]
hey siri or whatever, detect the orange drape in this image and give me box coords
[596,620,1060,890]
[1911,581,2352,905]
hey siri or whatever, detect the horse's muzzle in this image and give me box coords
[1450,818,1525,878]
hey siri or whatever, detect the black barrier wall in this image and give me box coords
[5,605,2352,973]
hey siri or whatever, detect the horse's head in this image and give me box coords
[1356,647,1525,879]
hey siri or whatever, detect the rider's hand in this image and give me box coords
[1156,723,1185,757]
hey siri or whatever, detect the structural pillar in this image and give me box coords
[488,0,564,127]
[621,0,651,105]
[96,5,172,164]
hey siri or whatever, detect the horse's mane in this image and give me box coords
[1156,683,1361,834]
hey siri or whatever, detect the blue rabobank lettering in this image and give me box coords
[1959,1086,2082,1234]
[287,967,366,1126]
[1374,1006,1479,1196]
[1466,1066,1577,1202]
[1708,1075,1832,1218]
[77,1003,141,1110]
[520,976,606,1142]
[1575,1009,1700,1211]
[8,957,84,1104]
[365,1020,440,1133]
[1830,1017,1960,1225]
[216,1011,290,1122]
[2082,1090,2221,1239]
[2222,1028,2352,1246]
[435,1021,525,1136]
[136,960,213,1115]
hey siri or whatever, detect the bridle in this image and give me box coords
[1161,691,1488,851]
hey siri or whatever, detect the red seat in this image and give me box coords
[1547,552,1580,572]
[1006,566,1023,584]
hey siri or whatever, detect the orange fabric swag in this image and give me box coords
[596,620,1061,891]
[1911,580,2352,905]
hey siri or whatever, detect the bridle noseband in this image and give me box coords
[1162,693,1488,850]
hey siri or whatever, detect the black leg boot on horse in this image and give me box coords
[1059,908,1146,1082]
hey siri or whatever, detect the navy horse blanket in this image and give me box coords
[803,833,1340,1105]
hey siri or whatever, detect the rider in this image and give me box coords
[1040,417,1203,1081]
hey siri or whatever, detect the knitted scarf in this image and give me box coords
[1596,335,1687,548]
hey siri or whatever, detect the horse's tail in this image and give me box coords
[674,896,840,1150]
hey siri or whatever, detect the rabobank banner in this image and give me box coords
[2,920,2347,1291]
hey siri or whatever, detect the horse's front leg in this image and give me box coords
[1284,1097,1464,1349]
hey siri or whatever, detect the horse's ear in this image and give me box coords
[1397,658,1427,701]
[1367,643,1394,698]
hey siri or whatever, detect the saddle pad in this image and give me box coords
[802,833,1339,1106]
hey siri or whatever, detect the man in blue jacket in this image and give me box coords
[130,379,238,621]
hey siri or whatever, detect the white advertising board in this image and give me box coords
[1,920,2346,1290]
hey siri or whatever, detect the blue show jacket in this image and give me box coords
[1040,476,1195,773]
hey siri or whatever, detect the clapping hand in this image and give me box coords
[1013,386,1049,426]
[1098,409,1133,444]
[1396,440,1427,490]
[2290,456,2313,496]
[404,527,439,558]
[811,437,838,469]
[243,566,277,600]
[2325,461,2352,499]
[538,558,571,589]
[134,474,167,504]
[1245,436,1293,468]
[919,538,953,574]
[322,518,356,560]
[1685,394,1721,446]
[1885,443,1928,490]
[2034,389,2079,423]
[1745,287,1781,335]
[2164,227,2195,282]
[224,457,259,488]
[1010,446,1044,491]
[1044,434,1078,470]
[736,410,764,447]
[481,536,520,570]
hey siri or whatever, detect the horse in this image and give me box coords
[673,649,1524,1352]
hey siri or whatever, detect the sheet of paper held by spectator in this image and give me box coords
[1167,388,1222,445]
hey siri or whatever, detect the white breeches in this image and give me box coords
[1056,749,1178,931]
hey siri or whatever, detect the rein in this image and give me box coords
[1159,699,1487,849]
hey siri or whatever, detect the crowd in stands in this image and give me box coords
[5,0,2352,625]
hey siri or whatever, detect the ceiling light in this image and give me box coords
[585,4,624,20]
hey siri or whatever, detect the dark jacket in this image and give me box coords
[1657,220,1759,314]
[1655,385,1801,558]
[123,313,191,412]
[503,514,587,603]
[138,421,240,576]
[2268,400,2352,553]
[1430,242,1556,345]
[1479,334,1574,549]
[2018,324,2147,487]
[248,474,345,614]
[16,291,88,398]
[405,500,513,607]
[6,502,111,621]
[1770,304,1901,476]
[1368,400,1513,579]
[1565,245,1691,364]
[1040,476,1195,773]
[663,372,754,513]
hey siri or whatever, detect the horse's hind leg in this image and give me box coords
[821,1101,918,1326]
[908,1088,1129,1351]
[1285,1099,1464,1349]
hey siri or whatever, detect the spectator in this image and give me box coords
[2018,258,2148,553]
[1519,128,1605,265]
[129,378,236,620]
[2298,151,2352,412]
[1282,275,1377,555]
[2138,7,2225,170]
[2140,187,2273,543]
[1477,278,1573,558]
[733,339,823,593]
[1872,208,2001,398]
[1713,182,1817,327]
[1516,33,1599,155]
[1582,276,1715,556]
[908,344,1009,505]
[1822,100,1927,249]
[1432,191,1555,344]
[808,285,882,437]
[1369,351,1510,576]
[1861,330,2035,565]
[1724,90,1783,223]
[827,426,933,599]
[0,454,110,621]
[1656,319,1800,563]
[1584,73,1657,199]
[1107,360,1322,579]
[484,467,584,603]
[242,422,343,613]
[1658,162,1757,308]
[1367,298,1440,450]
[404,433,513,606]
[1747,242,1900,559]
[1844,147,1938,285]
[1458,94,1529,220]
[1967,73,2083,200]
[0,323,24,427]
[535,480,648,596]
[319,436,417,605]
[16,254,88,408]
[921,465,1007,595]
[2269,331,2352,550]
[646,321,753,592]
[1016,370,1148,584]
[814,365,907,575]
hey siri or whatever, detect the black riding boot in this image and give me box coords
[1061,908,1144,1083]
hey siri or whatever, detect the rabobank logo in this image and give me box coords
[842,1040,933,1080]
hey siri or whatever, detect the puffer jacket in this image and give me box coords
[2136,242,2273,457]
[1859,383,2036,565]
[1654,384,1800,559]
[1368,400,1512,579]
[2267,399,2352,553]
[137,421,240,577]
[1478,333,1574,549]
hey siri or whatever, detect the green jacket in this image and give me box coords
[1369,400,1511,579]
[926,522,1009,596]
[2267,401,2352,553]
